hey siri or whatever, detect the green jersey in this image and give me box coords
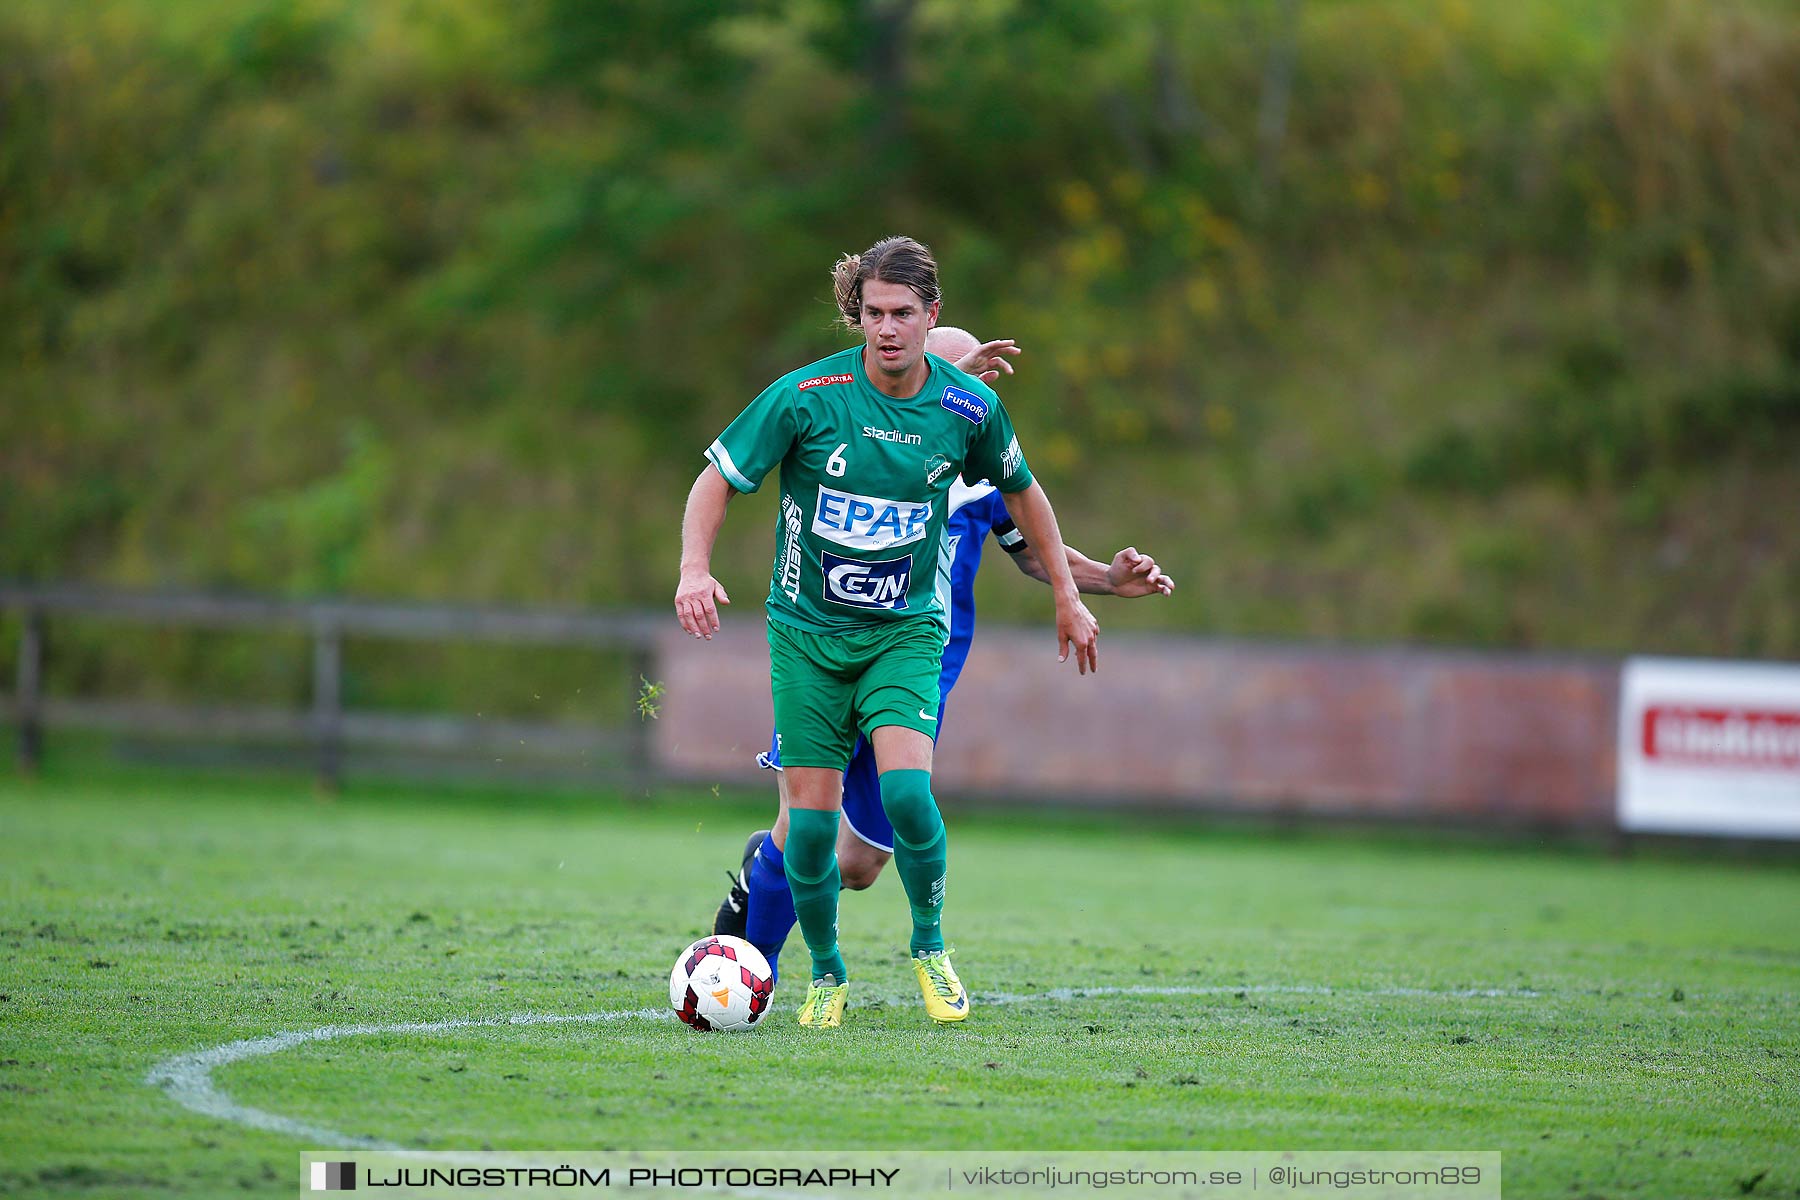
[706,345,1033,634]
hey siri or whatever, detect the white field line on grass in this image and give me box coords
[145,1010,667,1150]
[145,984,1543,1149]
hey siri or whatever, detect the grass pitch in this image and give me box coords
[2,764,1797,1199]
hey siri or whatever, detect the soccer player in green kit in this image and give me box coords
[674,236,1098,1028]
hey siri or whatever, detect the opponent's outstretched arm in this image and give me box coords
[1013,542,1175,598]
[674,466,736,640]
[1002,480,1100,674]
[952,338,1022,383]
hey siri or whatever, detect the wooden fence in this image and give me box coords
[0,584,661,789]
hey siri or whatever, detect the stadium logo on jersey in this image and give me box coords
[821,550,911,610]
[778,494,804,603]
[813,486,931,551]
[940,385,989,424]
[925,454,953,486]
[797,373,853,391]
[862,425,922,446]
[1001,435,1023,479]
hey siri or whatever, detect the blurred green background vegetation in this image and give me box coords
[4,0,1798,715]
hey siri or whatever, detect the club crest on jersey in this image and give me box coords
[821,551,911,611]
[940,385,989,424]
[925,454,952,486]
[813,486,931,551]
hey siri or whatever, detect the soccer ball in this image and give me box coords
[669,935,774,1032]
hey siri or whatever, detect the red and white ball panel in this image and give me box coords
[668,935,775,1032]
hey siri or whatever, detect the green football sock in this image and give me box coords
[879,768,948,956]
[783,807,847,983]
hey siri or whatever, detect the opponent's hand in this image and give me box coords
[674,569,731,640]
[1106,547,1174,598]
[1057,596,1100,675]
[952,338,1023,384]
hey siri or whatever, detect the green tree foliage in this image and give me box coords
[3,0,1797,675]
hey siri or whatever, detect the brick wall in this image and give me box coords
[652,623,1619,830]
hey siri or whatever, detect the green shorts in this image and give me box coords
[767,617,945,770]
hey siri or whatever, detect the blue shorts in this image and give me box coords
[756,696,946,855]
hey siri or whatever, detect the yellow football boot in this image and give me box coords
[910,950,969,1023]
[796,975,848,1028]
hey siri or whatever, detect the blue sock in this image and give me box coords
[743,838,796,986]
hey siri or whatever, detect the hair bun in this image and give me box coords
[832,252,864,329]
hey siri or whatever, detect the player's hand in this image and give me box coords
[1107,547,1174,598]
[952,338,1022,384]
[1056,595,1100,675]
[674,569,731,640]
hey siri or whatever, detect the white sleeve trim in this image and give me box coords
[706,439,758,493]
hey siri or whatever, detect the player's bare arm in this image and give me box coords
[674,465,735,640]
[1014,543,1175,598]
[1002,480,1101,674]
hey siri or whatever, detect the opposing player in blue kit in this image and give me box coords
[710,324,1175,990]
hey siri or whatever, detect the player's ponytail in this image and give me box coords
[832,252,865,331]
[832,236,941,332]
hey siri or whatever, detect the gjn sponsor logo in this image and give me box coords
[821,551,911,611]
